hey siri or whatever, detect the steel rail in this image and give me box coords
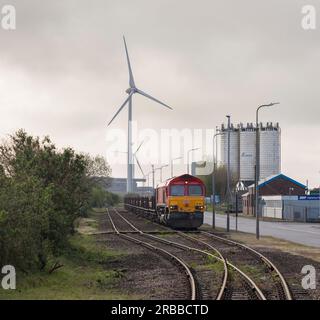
[124,204,292,300]
[113,208,266,300]
[201,231,293,300]
[176,231,228,300]
[106,208,197,300]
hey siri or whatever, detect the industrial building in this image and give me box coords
[219,122,281,183]
[106,177,153,195]
[242,173,311,219]
[260,195,320,222]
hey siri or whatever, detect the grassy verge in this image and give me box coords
[0,215,132,300]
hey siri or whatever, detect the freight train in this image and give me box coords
[125,174,206,229]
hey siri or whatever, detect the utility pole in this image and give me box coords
[157,164,168,182]
[235,189,238,232]
[171,156,182,178]
[212,129,223,229]
[147,172,150,187]
[255,102,279,239]
[152,164,155,189]
[187,148,200,174]
[226,115,231,232]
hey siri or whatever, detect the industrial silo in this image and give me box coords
[239,123,256,182]
[219,124,239,180]
[259,122,281,180]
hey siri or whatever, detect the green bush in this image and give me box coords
[89,186,120,208]
[0,130,111,271]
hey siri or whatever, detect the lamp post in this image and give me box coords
[156,164,169,182]
[146,171,152,187]
[226,115,231,232]
[151,164,155,189]
[154,167,160,186]
[212,129,223,229]
[255,102,279,240]
[171,156,182,178]
[187,148,200,174]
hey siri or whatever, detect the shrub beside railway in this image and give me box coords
[0,129,115,272]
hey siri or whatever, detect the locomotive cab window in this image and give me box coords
[170,185,185,196]
[188,185,203,196]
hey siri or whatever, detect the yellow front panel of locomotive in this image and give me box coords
[168,196,205,213]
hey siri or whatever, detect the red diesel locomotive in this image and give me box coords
[155,174,205,228]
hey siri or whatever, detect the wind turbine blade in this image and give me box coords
[134,155,145,176]
[136,89,172,110]
[123,36,135,88]
[107,93,132,126]
[134,140,144,154]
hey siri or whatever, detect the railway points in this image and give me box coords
[103,205,302,300]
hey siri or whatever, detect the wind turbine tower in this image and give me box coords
[108,37,173,193]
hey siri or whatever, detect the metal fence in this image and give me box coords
[261,198,320,222]
[283,204,320,222]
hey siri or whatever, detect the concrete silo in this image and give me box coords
[239,123,256,182]
[259,122,281,179]
[219,124,239,180]
[218,122,281,183]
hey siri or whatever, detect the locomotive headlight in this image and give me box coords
[195,205,204,210]
[170,205,178,210]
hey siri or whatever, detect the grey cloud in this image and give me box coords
[0,0,319,185]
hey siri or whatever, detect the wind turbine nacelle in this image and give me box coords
[126,88,136,94]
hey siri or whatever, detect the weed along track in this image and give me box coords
[106,208,198,300]
[198,231,292,300]
[124,201,299,300]
[109,206,305,300]
[108,207,272,300]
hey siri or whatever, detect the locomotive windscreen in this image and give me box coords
[188,185,203,196]
[170,185,185,196]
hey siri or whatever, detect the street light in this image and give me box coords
[187,148,200,174]
[226,115,232,232]
[146,171,153,187]
[212,129,223,229]
[171,156,182,177]
[160,164,169,182]
[155,164,168,183]
[151,164,155,189]
[255,102,280,240]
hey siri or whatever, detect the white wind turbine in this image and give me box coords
[113,140,146,188]
[133,140,145,180]
[108,36,172,193]
[134,147,146,187]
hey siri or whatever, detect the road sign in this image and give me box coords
[298,195,320,201]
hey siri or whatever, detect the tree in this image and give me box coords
[0,171,54,270]
[0,130,112,271]
[198,165,237,202]
[90,186,120,208]
[310,188,320,195]
[84,154,112,188]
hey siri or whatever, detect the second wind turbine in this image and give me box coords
[108,37,173,193]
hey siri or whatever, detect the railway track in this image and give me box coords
[110,207,268,300]
[199,231,293,300]
[106,208,198,300]
[120,205,294,300]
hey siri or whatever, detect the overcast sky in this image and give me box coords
[0,0,319,187]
